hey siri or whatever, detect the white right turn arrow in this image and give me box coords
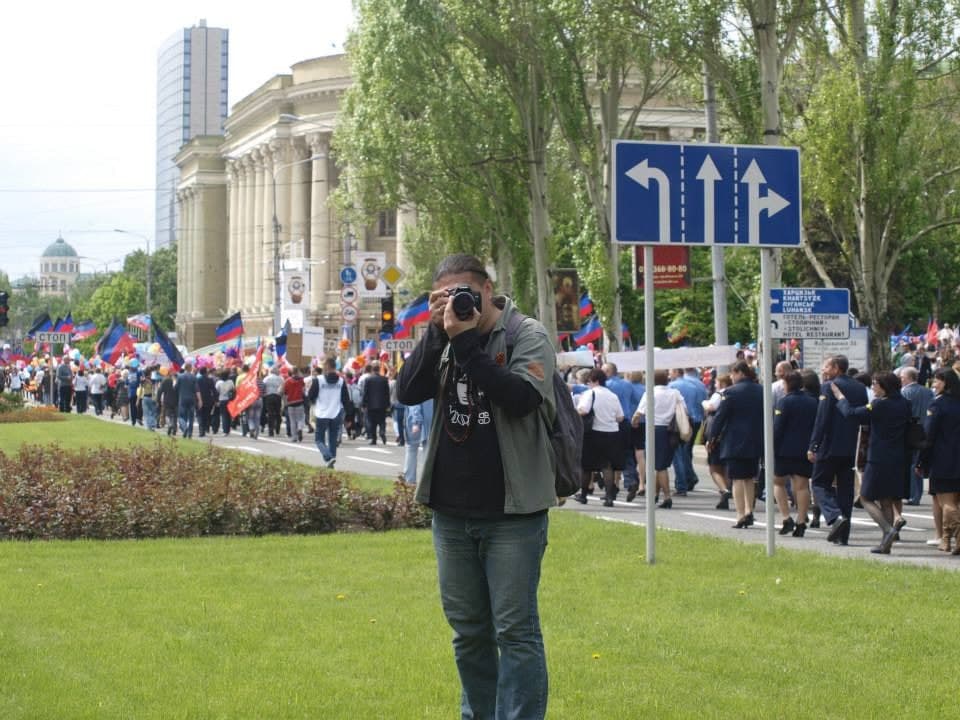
[741,159,790,244]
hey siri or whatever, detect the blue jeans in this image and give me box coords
[432,511,549,720]
[315,416,342,461]
[671,420,701,492]
[178,402,196,438]
[142,397,158,430]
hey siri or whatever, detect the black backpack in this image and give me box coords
[504,312,582,498]
[905,416,927,451]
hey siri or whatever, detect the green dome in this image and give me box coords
[42,236,78,258]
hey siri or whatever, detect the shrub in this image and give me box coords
[0,391,27,414]
[0,442,430,540]
[0,406,65,424]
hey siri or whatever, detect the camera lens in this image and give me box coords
[452,291,475,320]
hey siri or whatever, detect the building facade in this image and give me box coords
[156,20,229,250]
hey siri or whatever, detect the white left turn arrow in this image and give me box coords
[741,159,790,244]
[626,159,671,243]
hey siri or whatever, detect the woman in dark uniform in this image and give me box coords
[918,367,960,554]
[702,374,733,509]
[832,371,911,554]
[773,371,818,536]
[707,361,764,528]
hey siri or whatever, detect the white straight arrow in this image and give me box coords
[696,155,721,244]
[626,159,670,243]
[741,159,790,244]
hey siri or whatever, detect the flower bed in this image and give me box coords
[0,442,429,540]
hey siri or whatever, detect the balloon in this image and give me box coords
[71,349,81,361]
[159,366,169,376]
[128,358,140,369]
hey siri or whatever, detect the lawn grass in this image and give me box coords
[2,512,958,719]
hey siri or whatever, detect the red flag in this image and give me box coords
[227,344,264,418]
[927,318,939,346]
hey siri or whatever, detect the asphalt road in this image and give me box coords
[563,445,958,570]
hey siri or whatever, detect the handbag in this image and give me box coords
[582,390,596,432]
[674,396,693,442]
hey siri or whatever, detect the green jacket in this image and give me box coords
[397,296,557,514]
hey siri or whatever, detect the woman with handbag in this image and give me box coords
[631,370,685,509]
[574,369,625,507]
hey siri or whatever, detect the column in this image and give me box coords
[176,190,185,319]
[309,133,330,304]
[181,188,194,318]
[227,161,239,311]
[270,140,291,322]
[192,186,205,317]
[243,154,257,315]
[289,142,311,260]
[259,146,273,313]
[255,150,269,310]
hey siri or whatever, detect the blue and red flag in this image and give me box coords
[215,311,244,343]
[151,316,185,371]
[621,323,631,339]
[57,313,74,334]
[574,317,602,346]
[394,294,430,339]
[27,312,52,338]
[127,313,151,332]
[71,320,98,341]
[99,322,136,365]
[579,295,594,318]
[274,332,287,361]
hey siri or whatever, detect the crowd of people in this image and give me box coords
[563,341,960,558]
[0,348,432,484]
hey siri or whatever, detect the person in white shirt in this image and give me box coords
[631,370,685,509]
[88,369,107,415]
[574,368,625,507]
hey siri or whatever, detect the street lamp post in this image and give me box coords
[114,229,151,319]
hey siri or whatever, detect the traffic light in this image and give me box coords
[380,294,395,335]
[0,290,9,327]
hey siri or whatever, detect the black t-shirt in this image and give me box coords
[430,340,505,517]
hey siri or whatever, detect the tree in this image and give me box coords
[797,0,960,367]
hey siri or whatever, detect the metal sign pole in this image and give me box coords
[644,245,657,564]
[760,250,777,556]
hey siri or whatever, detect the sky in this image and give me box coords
[0,0,355,283]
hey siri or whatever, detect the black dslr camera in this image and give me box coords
[449,285,482,320]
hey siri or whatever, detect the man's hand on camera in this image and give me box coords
[443,299,479,338]
[428,289,450,330]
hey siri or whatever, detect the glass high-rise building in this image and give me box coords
[155,20,228,249]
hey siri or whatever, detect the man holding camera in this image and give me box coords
[397,253,556,720]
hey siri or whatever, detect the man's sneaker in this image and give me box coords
[325,458,336,468]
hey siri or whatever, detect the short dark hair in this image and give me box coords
[433,253,490,284]
[784,370,803,393]
[800,369,821,396]
[587,368,607,386]
[872,371,901,397]
[934,367,960,398]
[829,354,849,373]
[731,360,756,381]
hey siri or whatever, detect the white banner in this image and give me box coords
[607,345,740,372]
[355,252,389,298]
[280,265,310,312]
[556,350,594,369]
[302,325,326,359]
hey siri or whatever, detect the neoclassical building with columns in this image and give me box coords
[173,53,704,349]
[174,54,415,349]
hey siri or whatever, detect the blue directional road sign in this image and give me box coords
[612,140,802,247]
[769,287,850,339]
